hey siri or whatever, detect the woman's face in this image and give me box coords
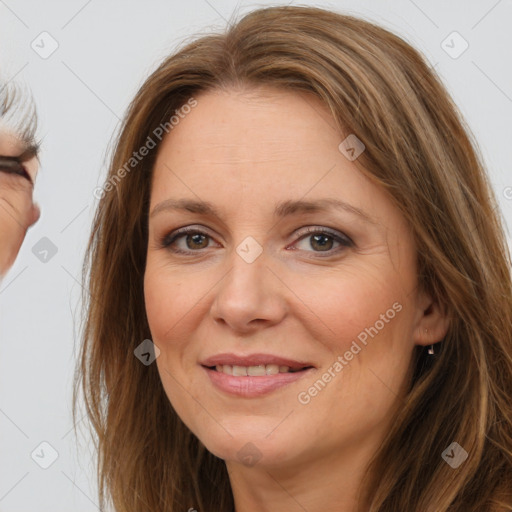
[144,87,445,471]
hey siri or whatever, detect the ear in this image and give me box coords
[412,288,450,347]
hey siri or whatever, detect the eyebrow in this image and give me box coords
[150,197,376,225]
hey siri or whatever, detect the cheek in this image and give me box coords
[144,263,199,340]
[291,262,405,353]
[144,265,209,430]
[290,271,413,445]
[143,262,215,376]
[290,261,415,420]
[144,269,173,339]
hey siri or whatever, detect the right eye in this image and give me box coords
[160,227,218,254]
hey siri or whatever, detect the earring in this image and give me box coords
[426,328,435,355]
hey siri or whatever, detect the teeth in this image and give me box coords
[265,364,279,375]
[248,365,266,376]
[213,364,296,376]
[232,365,247,376]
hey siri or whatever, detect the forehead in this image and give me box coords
[163,86,336,152]
[153,89,361,188]
[148,87,398,231]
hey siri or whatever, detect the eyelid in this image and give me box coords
[160,224,354,255]
[161,224,218,247]
[293,226,353,245]
[0,157,33,184]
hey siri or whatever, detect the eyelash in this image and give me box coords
[160,225,354,257]
[0,157,32,184]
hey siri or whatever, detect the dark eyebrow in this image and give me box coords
[150,198,376,225]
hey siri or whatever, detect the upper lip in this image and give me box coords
[201,353,315,370]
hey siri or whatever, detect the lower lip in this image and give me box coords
[202,365,315,397]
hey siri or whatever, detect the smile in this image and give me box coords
[201,364,315,397]
[211,364,306,375]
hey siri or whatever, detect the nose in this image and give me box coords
[209,246,288,334]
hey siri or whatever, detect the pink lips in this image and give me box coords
[200,353,315,398]
[201,353,313,370]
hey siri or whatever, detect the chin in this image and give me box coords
[196,422,296,468]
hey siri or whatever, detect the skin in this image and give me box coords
[0,129,40,279]
[144,87,450,512]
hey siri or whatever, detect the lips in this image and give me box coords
[201,359,316,398]
[200,353,314,371]
[200,353,316,397]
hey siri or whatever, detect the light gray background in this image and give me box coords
[0,0,511,510]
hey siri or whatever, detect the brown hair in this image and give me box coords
[74,5,512,511]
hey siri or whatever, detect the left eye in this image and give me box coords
[293,227,353,254]
[161,226,353,255]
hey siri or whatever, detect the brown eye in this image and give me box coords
[293,227,353,256]
[161,228,214,254]
[184,232,209,250]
